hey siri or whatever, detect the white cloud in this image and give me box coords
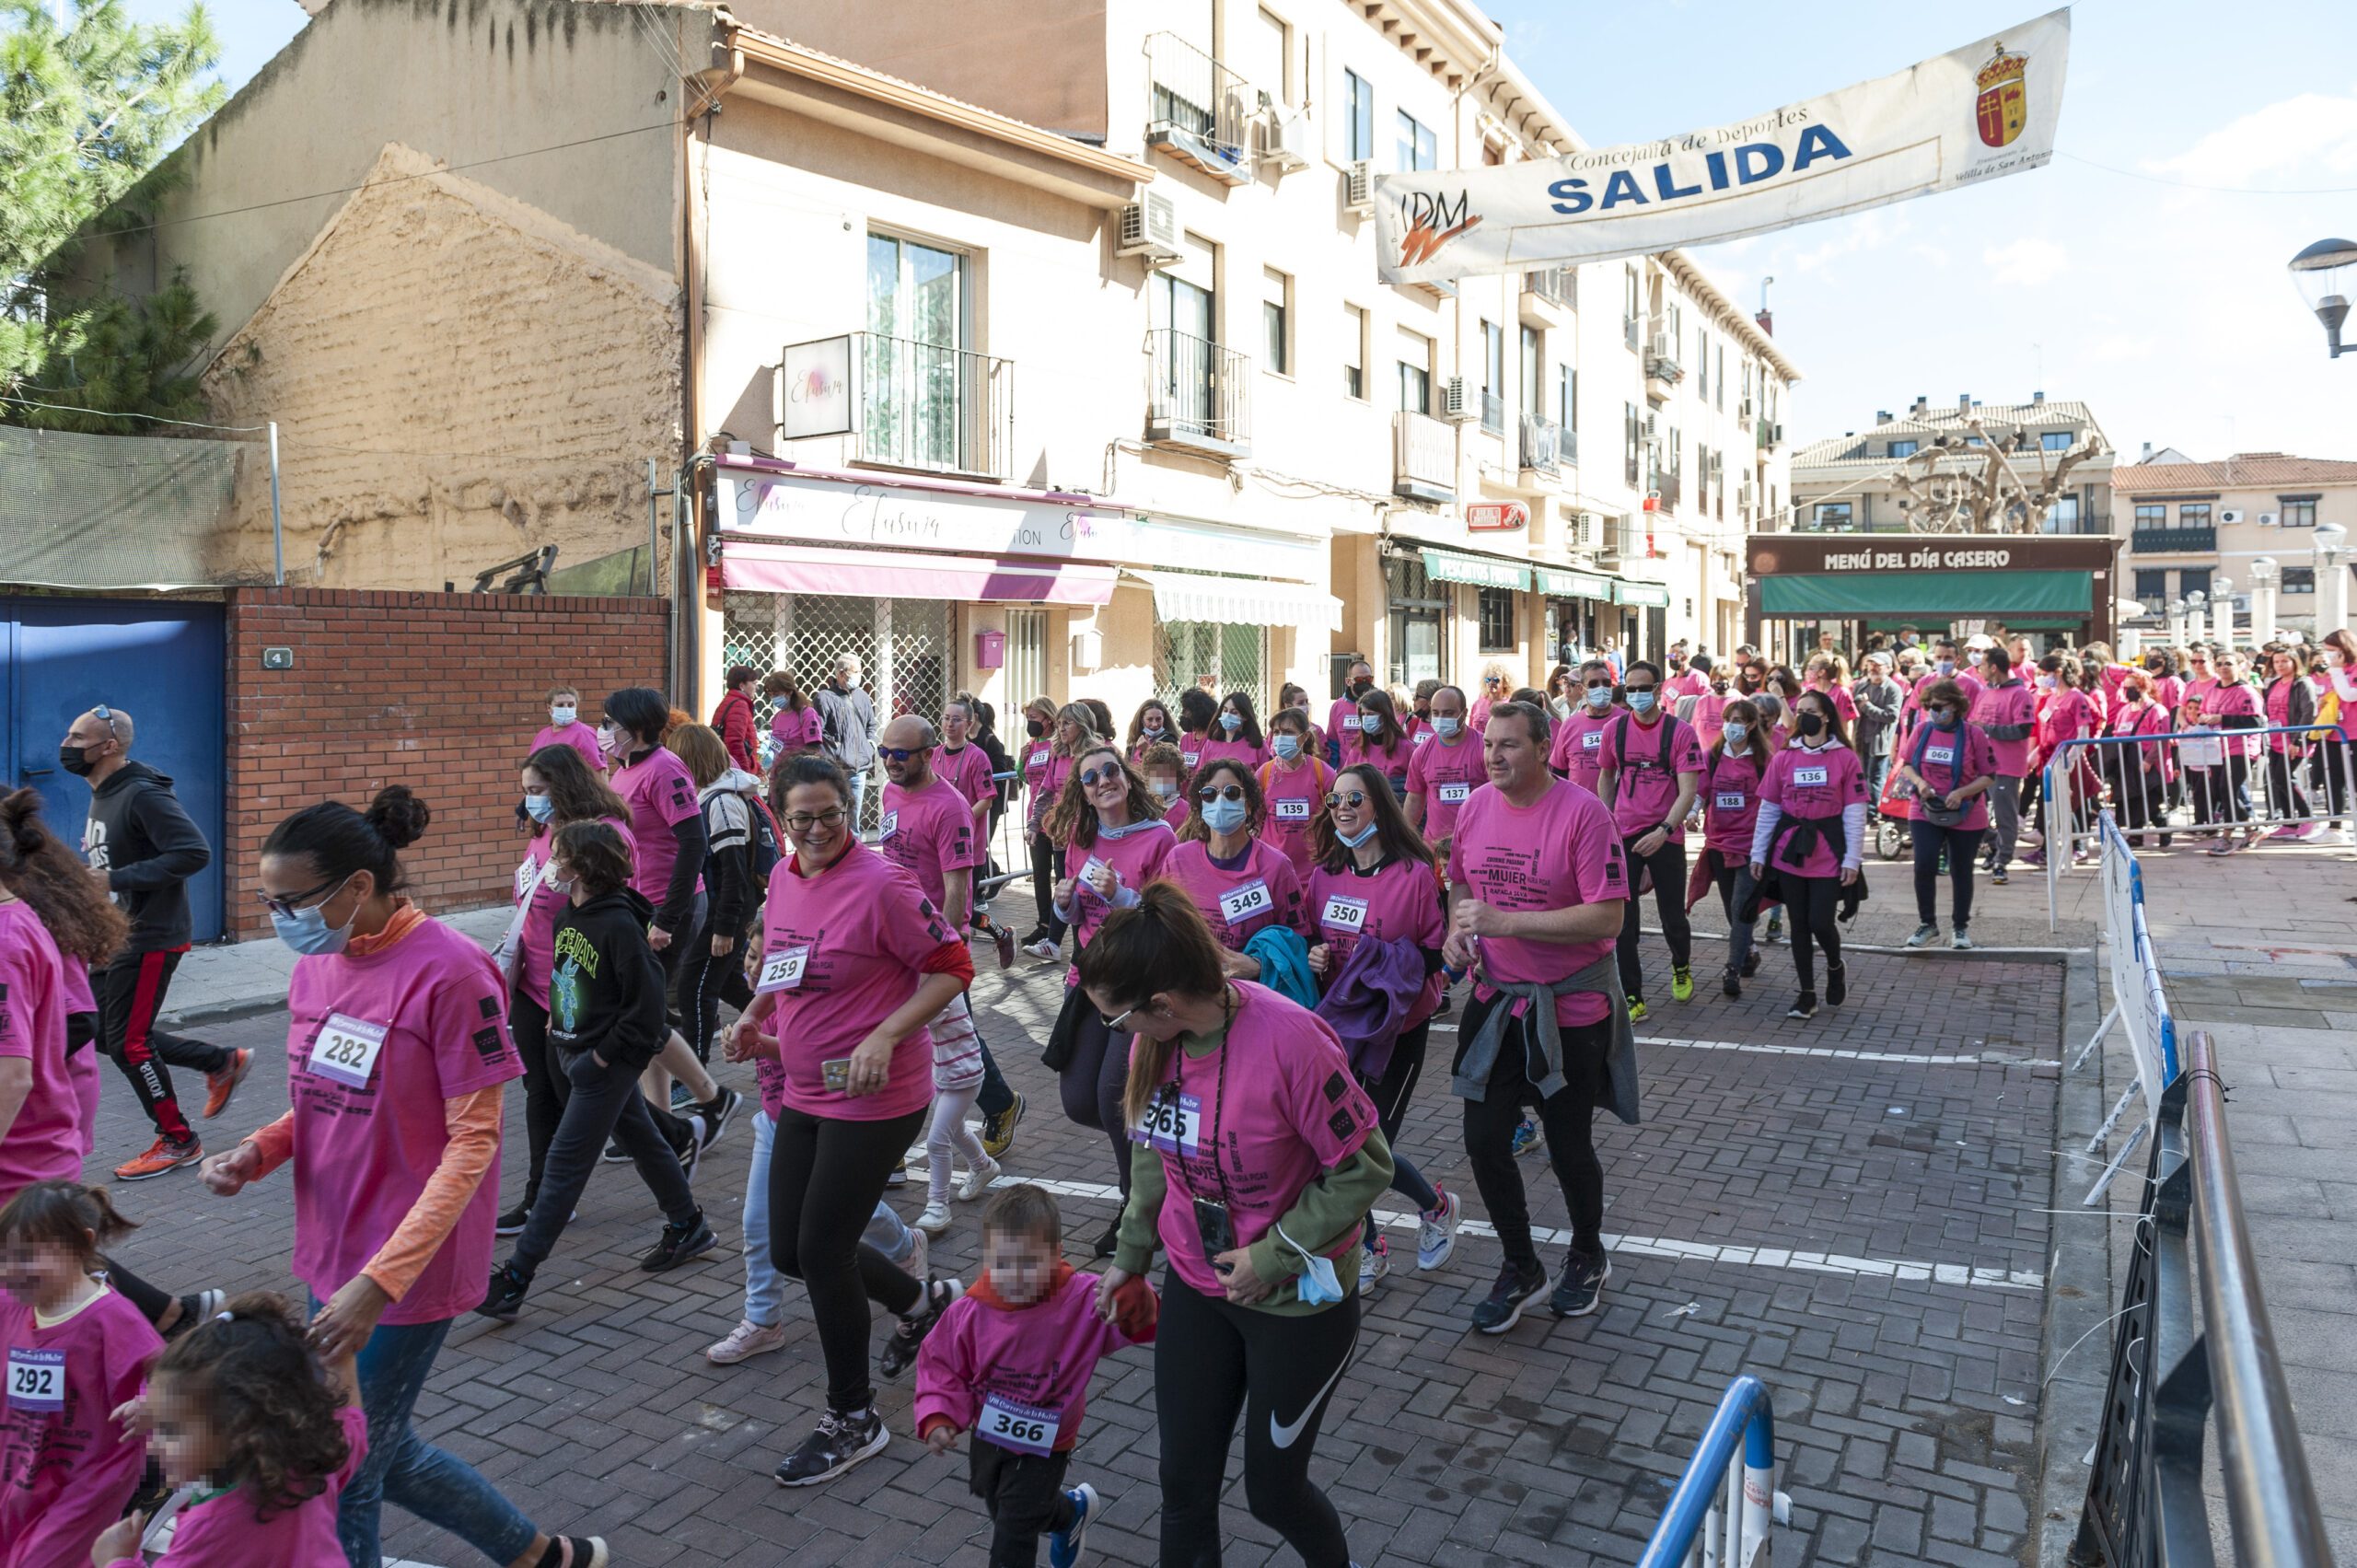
[2087,334,2157,364]
[1983,238,2070,287]
[2151,91,2357,187]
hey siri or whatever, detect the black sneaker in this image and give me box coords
[886,1164,908,1188]
[476,1260,534,1321]
[1787,991,1817,1020]
[980,1092,1026,1160]
[1722,967,1741,1000]
[639,1213,718,1273]
[1825,961,1848,1007]
[495,1204,530,1237]
[1739,948,1760,979]
[1095,1219,1122,1258]
[668,1115,707,1182]
[1549,1249,1610,1318]
[879,1279,959,1379]
[1469,1260,1549,1335]
[1434,993,1452,1017]
[602,1139,629,1164]
[695,1087,743,1147]
[163,1288,224,1341]
[774,1406,888,1487]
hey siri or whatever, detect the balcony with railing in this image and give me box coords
[1393,411,1454,503]
[1479,388,1504,436]
[1520,265,1575,328]
[1656,470,1682,511]
[1518,413,1561,478]
[2131,525,2217,553]
[856,332,1014,480]
[1145,329,1250,459]
[1144,33,1254,185]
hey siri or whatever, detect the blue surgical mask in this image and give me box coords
[1628,689,1657,714]
[1271,734,1302,761]
[1434,716,1461,738]
[1722,720,1747,748]
[550,705,576,726]
[1277,1222,1345,1306]
[1336,820,1380,849]
[524,793,556,825]
[1220,712,1242,732]
[1585,686,1612,709]
[1202,796,1248,835]
[1936,660,1955,677]
[271,881,356,956]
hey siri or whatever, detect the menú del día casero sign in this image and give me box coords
[1375,8,2071,284]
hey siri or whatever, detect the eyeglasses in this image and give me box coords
[256,873,347,921]
[1325,790,1369,809]
[1097,1004,1138,1030]
[1079,765,1123,788]
[1198,784,1245,803]
[783,808,847,831]
[877,747,918,762]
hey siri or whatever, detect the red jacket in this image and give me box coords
[713,689,760,773]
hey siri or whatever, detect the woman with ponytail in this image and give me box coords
[201,786,606,1568]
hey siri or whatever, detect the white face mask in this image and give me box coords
[1722,720,1747,749]
[550,704,576,726]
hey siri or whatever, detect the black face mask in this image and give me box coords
[1027,719,1046,739]
[58,742,98,777]
[1349,679,1371,695]
[1795,711,1828,738]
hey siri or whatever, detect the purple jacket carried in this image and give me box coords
[1314,933,1428,1081]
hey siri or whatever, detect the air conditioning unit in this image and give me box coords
[1572,510,1602,547]
[1439,376,1477,423]
[2221,508,2245,526]
[2257,511,2280,528]
[1345,158,1376,215]
[1261,110,1313,171]
[1640,412,1658,442]
[1738,398,1755,419]
[1116,192,1183,263]
[1648,333,1673,359]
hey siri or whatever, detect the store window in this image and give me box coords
[1385,554,1446,688]
[1477,587,1516,653]
[1262,266,1291,376]
[1341,304,1366,400]
[865,233,970,470]
[2179,566,2212,600]
[2132,569,2167,602]
[2282,566,2316,594]
[1003,608,1047,709]
[1157,621,1268,716]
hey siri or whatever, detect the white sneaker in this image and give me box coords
[957,1156,1001,1202]
[1022,938,1061,961]
[1950,927,1974,950]
[916,1202,953,1237]
[1417,1188,1462,1272]
[1359,1234,1388,1290]
[705,1318,786,1365]
[904,1225,929,1285]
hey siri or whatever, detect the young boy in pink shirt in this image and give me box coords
[915,1184,1157,1568]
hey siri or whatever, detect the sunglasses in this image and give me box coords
[256,873,348,921]
[1079,764,1124,788]
[877,747,918,762]
[783,808,847,831]
[1325,790,1369,809]
[1584,680,1613,691]
[1198,784,1245,803]
[1097,1004,1139,1030]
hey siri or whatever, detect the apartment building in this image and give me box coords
[1789,392,2117,538]
[2112,450,2357,639]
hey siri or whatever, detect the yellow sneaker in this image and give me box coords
[1670,965,1695,1003]
[1625,995,1648,1023]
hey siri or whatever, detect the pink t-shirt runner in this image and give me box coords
[513,817,638,1009]
[1599,713,1705,842]
[933,743,997,813]
[1700,747,1768,859]
[1255,756,1332,875]
[62,959,99,1158]
[1306,854,1446,1027]
[1968,679,2038,777]
[1165,837,1305,951]
[1064,819,1180,963]
[1196,736,1263,777]
[878,776,982,913]
[1902,722,1999,832]
[126,1404,368,1568]
[1178,733,1209,772]
[1355,732,1413,788]
[911,1270,1145,1453]
[529,721,606,777]
[611,747,701,904]
[751,839,958,1123]
[1325,698,1363,759]
[0,1286,158,1568]
[1404,731,1487,843]
[1446,778,1627,1028]
[284,919,524,1327]
[1758,741,1870,878]
[1692,691,1730,738]
[1548,706,1619,792]
[769,705,823,751]
[0,903,84,1206]
[1128,982,1379,1298]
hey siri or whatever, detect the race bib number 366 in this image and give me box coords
[978,1393,1060,1456]
[308,1013,388,1090]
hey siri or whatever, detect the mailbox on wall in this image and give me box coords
[975,629,1006,669]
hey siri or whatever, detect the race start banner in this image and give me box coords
[1374,8,2071,285]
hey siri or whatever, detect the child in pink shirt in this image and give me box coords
[98,1293,366,1568]
[915,1185,1156,1568]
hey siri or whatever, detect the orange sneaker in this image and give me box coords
[203,1048,253,1119]
[115,1135,203,1181]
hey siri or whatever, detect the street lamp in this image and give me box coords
[2288,238,2357,359]
[2316,523,2351,640]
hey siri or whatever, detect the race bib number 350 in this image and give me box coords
[978,1393,1061,1456]
[1320,894,1370,933]
[7,1349,64,1411]
[308,1013,388,1090]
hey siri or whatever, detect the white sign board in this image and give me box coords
[781,336,857,439]
[1375,8,2071,283]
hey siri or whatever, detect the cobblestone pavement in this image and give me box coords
[94,932,2061,1568]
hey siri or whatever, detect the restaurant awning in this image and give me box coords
[1759,569,2090,619]
[721,540,1119,604]
[1535,566,1613,598]
[1613,580,1673,608]
[1421,547,1529,590]
[1125,569,1343,630]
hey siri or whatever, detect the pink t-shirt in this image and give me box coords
[1599,713,1705,842]
[1158,795,1192,834]
[1446,779,1626,1028]
[878,777,982,913]
[1165,838,1305,951]
[1306,855,1446,1027]
[1355,732,1413,789]
[1902,722,1999,832]
[1065,819,1181,959]
[1548,706,1619,792]
[1404,731,1487,843]
[2040,688,2101,751]
[0,1286,160,1568]
[1758,742,1870,878]
[1692,691,1730,738]
[1196,737,1263,777]
[2108,701,2175,776]
[529,721,606,777]
[911,1271,1144,1453]
[611,748,701,903]
[1701,747,1767,858]
[1175,733,1208,773]
[284,919,524,1327]
[1968,679,2038,777]
[934,744,997,812]
[1128,983,1378,1298]
[769,705,822,750]
[1805,681,1859,725]
[1325,698,1363,758]
[135,1404,368,1568]
[0,903,82,1207]
[752,840,958,1123]
[1254,757,1331,875]
[513,817,637,1009]
[1028,750,1073,830]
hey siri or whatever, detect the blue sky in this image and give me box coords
[131,0,2357,464]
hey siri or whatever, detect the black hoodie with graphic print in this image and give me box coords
[546,887,667,1074]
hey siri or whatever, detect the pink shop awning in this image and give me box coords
[720,540,1119,605]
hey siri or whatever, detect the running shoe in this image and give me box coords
[1905,923,1939,948]
[879,1279,958,1379]
[1048,1482,1101,1568]
[706,1318,786,1365]
[1625,995,1648,1023]
[1951,927,1974,951]
[1094,1220,1121,1258]
[475,1261,534,1321]
[980,1092,1026,1159]
[1722,967,1741,1000]
[2269,824,2304,841]
[695,1087,744,1147]
[1786,991,1817,1020]
[887,1163,908,1188]
[1469,1260,1549,1334]
[916,1202,953,1237]
[992,924,1017,970]
[114,1135,202,1181]
[1549,1249,1610,1318]
[1023,938,1062,961]
[904,1226,928,1288]
[602,1139,629,1164]
[202,1049,252,1120]
[1416,1189,1462,1272]
[1739,948,1761,979]
[543,1539,608,1567]
[164,1289,224,1342]
[1434,993,1453,1018]
[2206,836,2236,857]
[1825,961,1847,1008]
[638,1212,718,1272]
[669,1082,695,1113]
[1359,1233,1388,1291]
[1508,1118,1542,1158]
[774,1407,888,1487]
[957,1155,1002,1202]
[669,1115,707,1182]
[1991,868,2009,886]
[1762,912,1784,945]
[495,1204,529,1237]
[1670,965,1694,1003]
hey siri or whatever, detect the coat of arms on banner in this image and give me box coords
[1975,43,2029,148]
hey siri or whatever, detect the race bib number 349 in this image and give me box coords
[1217,879,1271,926]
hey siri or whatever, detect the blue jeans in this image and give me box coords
[742,1109,915,1326]
[314,1295,539,1568]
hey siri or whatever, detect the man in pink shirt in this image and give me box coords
[1593,662,1704,1019]
[1968,646,2038,880]
[1326,659,1375,769]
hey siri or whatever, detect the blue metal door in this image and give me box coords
[1,599,226,942]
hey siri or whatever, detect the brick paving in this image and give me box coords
[93,934,2061,1568]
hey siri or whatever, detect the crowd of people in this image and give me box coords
[3,621,2351,1568]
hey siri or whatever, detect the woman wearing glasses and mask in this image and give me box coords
[1085,887,1392,1568]
[1165,759,1306,980]
[724,754,973,1487]
[1040,745,1181,1252]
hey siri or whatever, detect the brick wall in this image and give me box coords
[223,587,669,937]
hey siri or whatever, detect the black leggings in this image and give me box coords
[678,921,755,1065]
[1909,823,1983,928]
[510,987,561,1214]
[2315,738,2351,819]
[1057,1001,1133,1199]
[2265,749,2313,823]
[1457,992,1608,1271]
[1614,834,1690,999]
[1360,1022,1438,1212]
[1155,1272,1360,1568]
[1707,853,1758,974]
[2109,758,2167,839]
[1782,873,1845,993]
[765,1103,928,1414]
[1029,832,1067,941]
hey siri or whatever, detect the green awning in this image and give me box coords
[1759,569,2089,618]
[1614,581,1672,608]
[1422,547,1529,591]
[1536,566,1612,598]
[1858,614,2088,632]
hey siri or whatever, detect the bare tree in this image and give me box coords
[1887,419,2107,534]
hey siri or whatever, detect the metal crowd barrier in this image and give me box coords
[1637,1376,1784,1568]
[2041,725,2356,930]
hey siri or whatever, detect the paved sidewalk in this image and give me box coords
[156,903,513,1028]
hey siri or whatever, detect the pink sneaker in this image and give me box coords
[705,1318,786,1365]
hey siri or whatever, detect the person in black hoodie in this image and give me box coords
[60,704,251,1180]
[478,820,718,1321]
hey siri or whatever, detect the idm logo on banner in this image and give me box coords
[1375,8,2071,283]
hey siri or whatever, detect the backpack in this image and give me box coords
[743,789,785,881]
[1610,711,1681,774]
